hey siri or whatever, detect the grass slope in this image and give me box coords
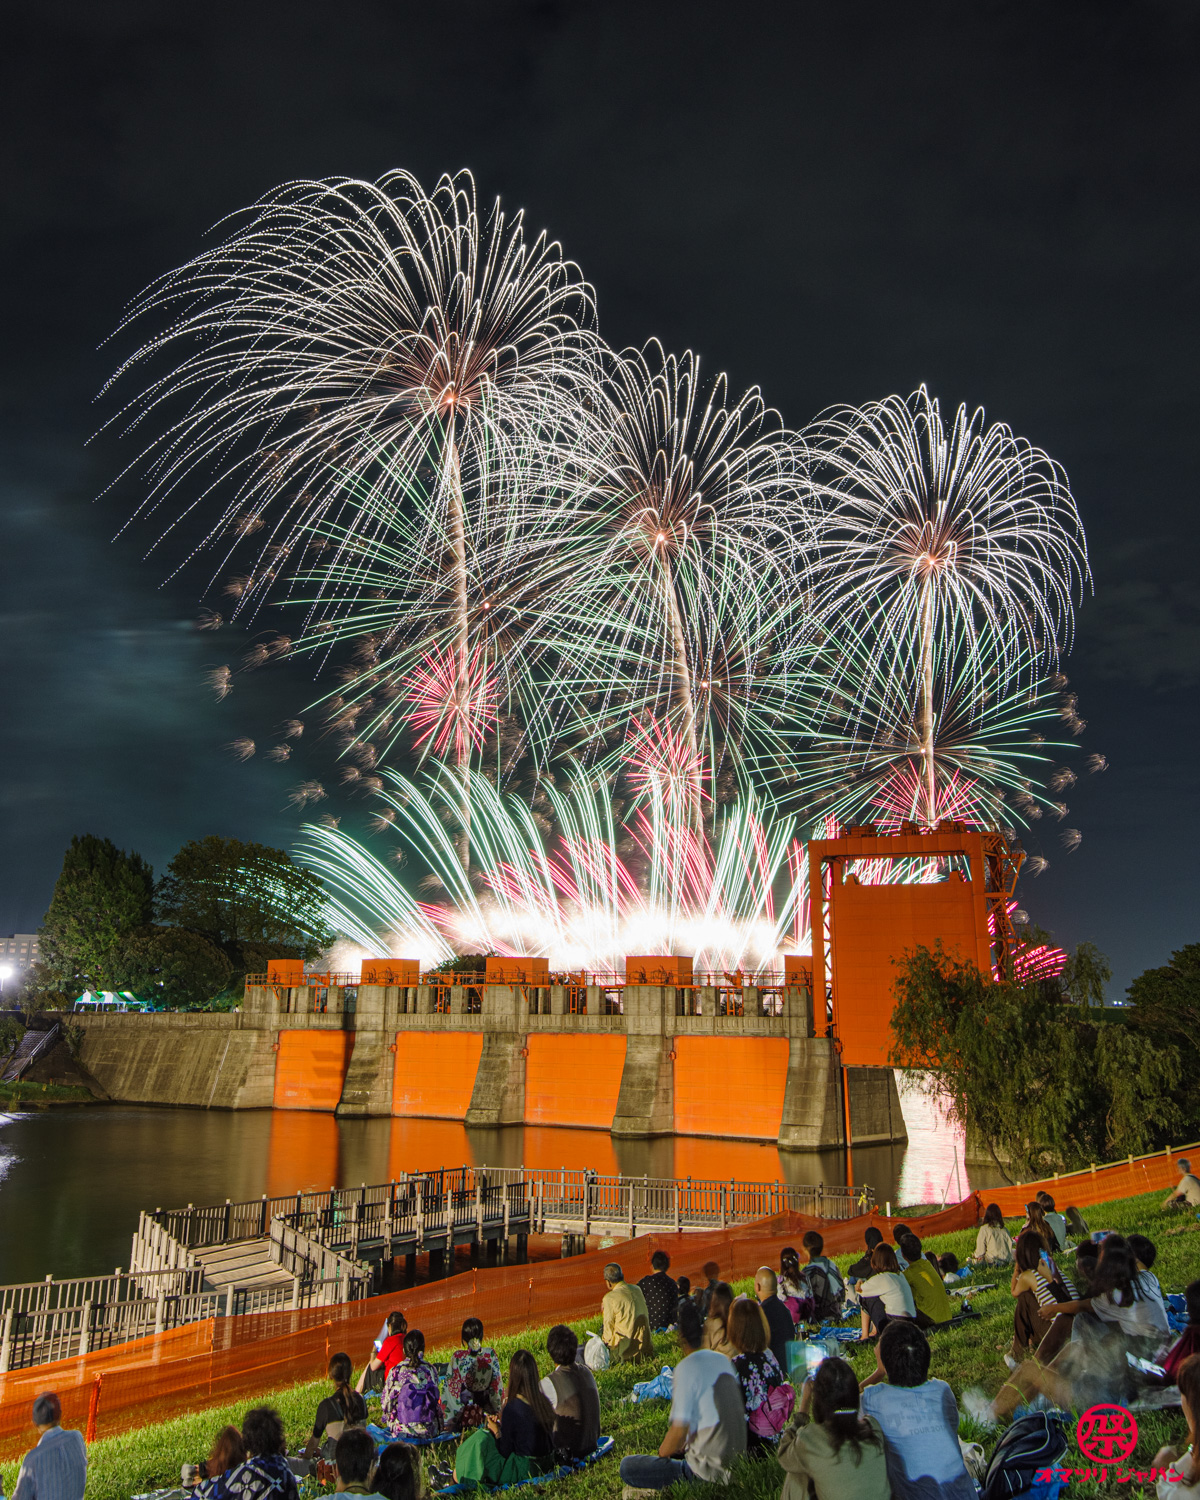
[3,1189,1196,1500]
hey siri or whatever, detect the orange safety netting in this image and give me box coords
[979,1141,1199,1217]
[0,1200,982,1458]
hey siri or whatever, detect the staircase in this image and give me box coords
[196,1239,295,1296]
[1,1023,61,1084]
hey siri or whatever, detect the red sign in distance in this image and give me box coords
[1076,1404,1139,1465]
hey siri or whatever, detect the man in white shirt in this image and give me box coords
[1163,1158,1200,1210]
[12,1394,87,1500]
[619,1301,745,1494]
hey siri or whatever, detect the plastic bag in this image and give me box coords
[583,1332,610,1371]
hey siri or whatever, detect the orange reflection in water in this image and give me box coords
[670,1133,798,1183]
[266,1110,341,1197]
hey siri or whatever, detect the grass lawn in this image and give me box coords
[2,1188,1195,1500]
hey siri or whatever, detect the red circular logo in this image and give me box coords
[1076,1404,1138,1464]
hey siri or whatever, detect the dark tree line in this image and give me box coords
[889,936,1200,1179]
[22,833,334,1011]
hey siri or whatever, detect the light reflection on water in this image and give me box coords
[0,1085,1006,1285]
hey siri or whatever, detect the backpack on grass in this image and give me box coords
[980,1409,1070,1499]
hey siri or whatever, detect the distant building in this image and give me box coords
[0,934,40,972]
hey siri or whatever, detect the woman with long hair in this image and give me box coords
[202,1427,246,1483]
[1009,1230,1073,1366]
[777,1354,889,1499]
[727,1299,792,1449]
[306,1352,368,1456]
[778,1246,809,1322]
[454,1349,555,1487]
[702,1281,737,1357]
[973,1203,1014,1266]
[382,1330,444,1440]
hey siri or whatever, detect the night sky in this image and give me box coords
[2,2,1197,997]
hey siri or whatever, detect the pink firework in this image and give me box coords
[991,899,1066,981]
[624,717,706,818]
[869,760,985,831]
[403,645,496,762]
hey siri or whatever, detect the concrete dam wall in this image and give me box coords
[67,978,906,1151]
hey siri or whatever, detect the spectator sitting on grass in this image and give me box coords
[972,1203,1014,1267]
[443,1318,502,1434]
[701,1281,737,1358]
[802,1231,845,1316]
[1165,1283,1200,1387]
[638,1250,679,1332]
[847,1227,884,1288]
[1162,1157,1200,1211]
[727,1298,791,1449]
[755,1266,797,1371]
[372,1444,417,1500]
[454,1350,554,1487]
[618,1299,745,1494]
[203,1427,246,1484]
[889,1226,911,1271]
[602,1262,653,1363]
[382,1331,443,1440]
[1035,1191,1068,1250]
[1073,1240,1100,1296]
[197,1407,298,1500]
[1007,1229,1074,1369]
[1128,1233,1168,1312]
[779,1247,808,1320]
[305,1352,368,1456]
[11,1392,87,1500]
[333,1428,382,1497]
[858,1244,916,1339]
[898,1233,954,1329]
[694,1261,721,1317]
[860,1322,976,1500]
[675,1275,691,1308]
[777,1354,890,1500]
[538,1325,600,1459]
[1153,1354,1200,1496]
[356,1311,407,1394]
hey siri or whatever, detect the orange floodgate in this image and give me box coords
[392,1031,483,1118]
[524,1033,626,1129]
[673,1036,790,1140]
[273,1030,354,1110]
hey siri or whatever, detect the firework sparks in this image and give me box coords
[804,386,1090,825]
[227,737,256,760]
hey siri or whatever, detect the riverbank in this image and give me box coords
[0,1081,98,1106]
[2,1186,1189,1500]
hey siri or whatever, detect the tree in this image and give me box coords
[34,835,155,1004]
[1061,940,1112,1007]
[115,925,233,1010]
[156,836,335,977]
[1127,943,1200,1046]
[888,939,1182,1178]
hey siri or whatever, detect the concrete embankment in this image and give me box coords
[61,978,907,1151]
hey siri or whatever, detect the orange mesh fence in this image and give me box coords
[0,1198,981,1456]
[981,1141,1199,1217]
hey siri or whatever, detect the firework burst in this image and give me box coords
[804,386,1091,825]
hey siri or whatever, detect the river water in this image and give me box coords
[0,1078,1003,1286]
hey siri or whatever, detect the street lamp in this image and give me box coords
[0,963,14,1005]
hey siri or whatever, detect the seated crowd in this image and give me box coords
[15,1160,1199,1500]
